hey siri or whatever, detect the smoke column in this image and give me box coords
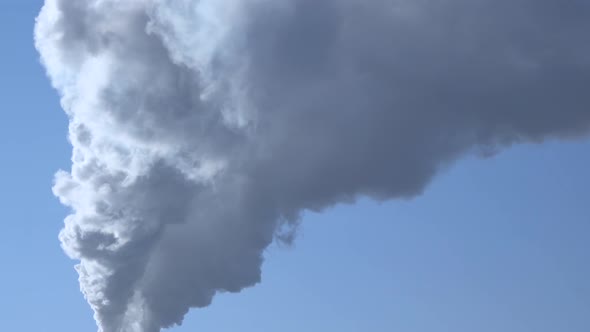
[35,0,590,331]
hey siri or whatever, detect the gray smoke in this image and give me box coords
[35,0,590,331]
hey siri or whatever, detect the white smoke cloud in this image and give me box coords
[35,0,590,331]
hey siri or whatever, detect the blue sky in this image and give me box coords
[1,2,589,331]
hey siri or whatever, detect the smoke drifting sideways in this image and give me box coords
[35,0,590,331]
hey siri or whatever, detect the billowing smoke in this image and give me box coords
[35,0,590,331]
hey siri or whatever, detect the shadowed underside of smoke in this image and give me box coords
[35,0,590,331]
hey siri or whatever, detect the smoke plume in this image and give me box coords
[35,0,590,331]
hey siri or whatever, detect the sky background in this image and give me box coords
[1,2,589,331]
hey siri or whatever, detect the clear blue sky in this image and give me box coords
[1,2,589,331]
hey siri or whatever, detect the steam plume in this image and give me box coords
[35,0,590,331]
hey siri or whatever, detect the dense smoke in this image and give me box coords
[35,0,590,331]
